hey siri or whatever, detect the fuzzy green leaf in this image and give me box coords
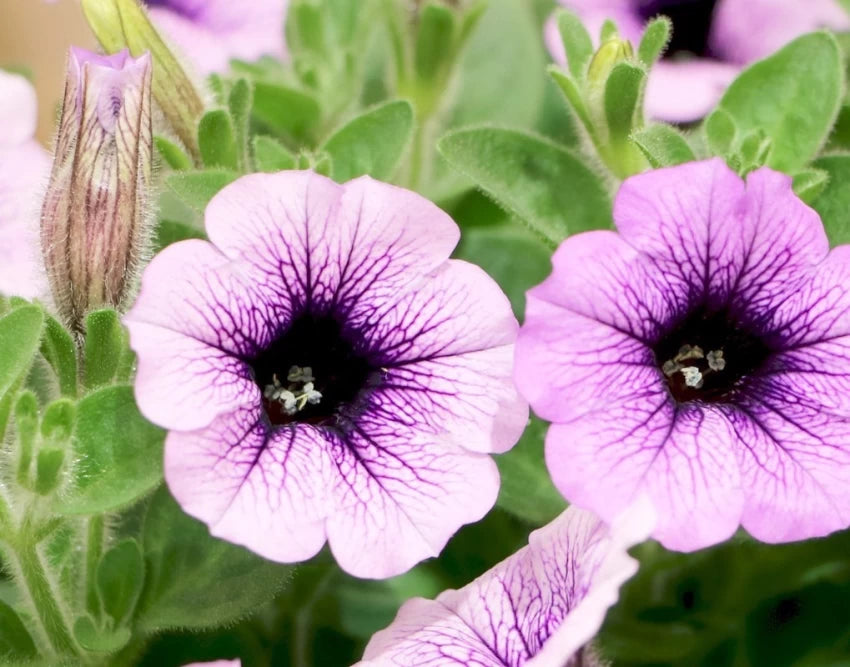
[0,305,43,400]
[322,100,413,182]
[633,124,696,167]
[198,110,239,171]
[438,127,611,245]
[167,170,239,211]
[556,9,593,80]
[97,539,144,625]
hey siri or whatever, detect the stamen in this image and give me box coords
[680,366,703,388]
[662,359,680,377]
[265,367,323,415]
[676,345,704,362]
[707,349,726,371]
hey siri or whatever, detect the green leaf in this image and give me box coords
[604,62,645,143]
[14,391,38,487]
[34,447,65,495]
[136,486,292,631]
[73,615,131,653]
[633,124,696,167]
[0,599,37,658]
[97,539,144,625]
[0,305,44,400]
[154,219,206,252]
[84,309,132,390]
[637,16,671,67]
[228,78,253,170]
[715,32,843,172]
[548,67,594,137]
[438,127,612,245]
[415,3,456,81]
[59,386,164,515]
[198,110,239,171]
[600,18,618,41]
[167,170,239,211]
[495,416,567,525]
[812,154,850,245]
[704,108,737,156]
[41,314,77,398]
[253,135,297,172]
[41,399,74,442]
[556,9,593,80]
[322,100,414,182]
[792,168,829,204]
[252,81,321,143]
[154,136,192,171]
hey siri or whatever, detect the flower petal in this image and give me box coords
[645,60,739,124]
[730,378,850,542]
[711,0,850,65]
[0,141,49,299]
[165,407,332,564]
[0,70,38,147]
[125,239,279,430]
[324,407,501,579]
[547,402,743,551]
[613,160,828,320]
[203,172,459,319]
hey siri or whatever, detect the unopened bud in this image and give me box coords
[82,0,203,160]
[587,36,634,88]
[41,48,152,335]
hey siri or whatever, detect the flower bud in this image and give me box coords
[41,48,152,334]
[81,0,204,160]
[587,36,634,89]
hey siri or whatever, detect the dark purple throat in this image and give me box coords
[653,307,771,404]
[636,0,719,58]
[249,314,376,427]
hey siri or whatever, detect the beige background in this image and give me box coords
[0,0,96,144]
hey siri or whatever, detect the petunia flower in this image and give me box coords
[546,0,850,122]
[357,500,654,666]
[516,158,850,551]
[0,70,50,299]
[124,170,527,579]
[145,0,289,74]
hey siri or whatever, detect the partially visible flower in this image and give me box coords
[124,171,527,579]
[145,0,289,74]
[0,71,50,299]
[358,500,654,666]
[547,0,849,122]
[516,159,850,551]
[41,47,152,333]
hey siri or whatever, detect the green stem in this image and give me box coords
[84,516,105,616]
[16,534,77,656]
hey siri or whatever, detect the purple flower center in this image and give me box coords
[249,315,375,426]
[143,0,204,20]
[653,308,770,403]
[637,0,719,58]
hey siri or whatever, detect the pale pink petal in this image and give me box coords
[124,239,279,430]
[165,407,332,564]
[324,410,501,579]
[711,0,850,65]
[645,59,739,124]
[0,70,38,147]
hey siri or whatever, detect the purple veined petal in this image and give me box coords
[165,405,333,564]
[203,172,460,320]
[545,391,743,551]
[0,70,39,147]
[148,0,288,74]
[724,388,850,543]
[324,395,501,578]
[124,239,281,431]
[711,0,850,65]
[645,59,739,123]
[359,500,655,666]
[612,159,829,320]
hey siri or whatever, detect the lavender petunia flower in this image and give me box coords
[547,0,850,122]
[516,158,850,551]
[124,170,527,579]
[358,500,654,666]
[0,70,49,299]
[145,0,288,74]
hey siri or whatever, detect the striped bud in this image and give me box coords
[41,47,152,334]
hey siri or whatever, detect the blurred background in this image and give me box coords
[0,0,95,143]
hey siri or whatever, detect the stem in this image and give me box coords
[15,534,77,656]
[84,516,105,615]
